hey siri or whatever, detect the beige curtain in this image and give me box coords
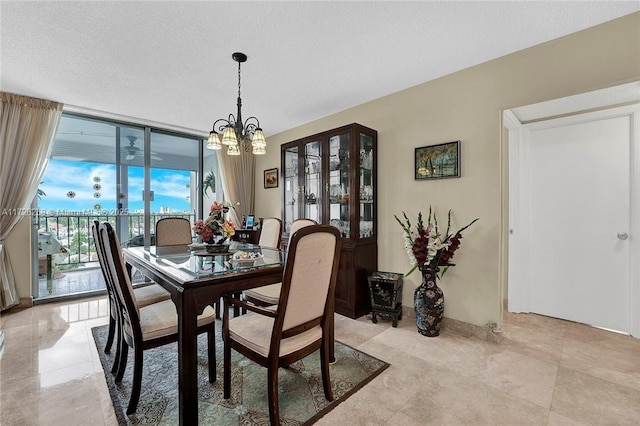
[217,145,255,226]
[0,93,63,310]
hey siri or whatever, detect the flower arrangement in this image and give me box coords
[395,206,478,278]
[192,201,236,244]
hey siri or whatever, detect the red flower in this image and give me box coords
[210,201,225,213]
[412,232,429,265]
[192,219,214,242]
[439,233,462,265]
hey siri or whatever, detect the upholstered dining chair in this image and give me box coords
[91,221,171,374]
[243,218,317,307]
[258,217,283,249]
[155,217,192,246]
[228,216,283,317]
[222,225,341,425]
[98,221,217,415]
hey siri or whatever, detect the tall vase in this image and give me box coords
[414,267,444,337]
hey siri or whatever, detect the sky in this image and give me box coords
[38,159,193,214]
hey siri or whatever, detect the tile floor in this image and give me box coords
[1,297,639,425]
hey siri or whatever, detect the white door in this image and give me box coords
[525,112,631,332]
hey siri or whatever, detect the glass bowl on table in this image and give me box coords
[230,250,263,267]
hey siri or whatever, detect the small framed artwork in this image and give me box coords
[264,168,278,188]
[415,140,460,180]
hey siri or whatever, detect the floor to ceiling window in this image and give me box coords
[34,113,212,301]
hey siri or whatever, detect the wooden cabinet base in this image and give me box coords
[334,240,376,319]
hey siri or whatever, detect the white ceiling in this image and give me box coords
[2,1,639,138]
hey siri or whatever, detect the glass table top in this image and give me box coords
[141,242,285,278]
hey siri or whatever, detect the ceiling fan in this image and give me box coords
[123,136,162,161]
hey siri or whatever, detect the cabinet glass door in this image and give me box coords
[328,133,350,237]
[304,141,322,224]
[359,132,374,239]
[283,145,299,232]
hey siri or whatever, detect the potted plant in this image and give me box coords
[192,201,236,252]
[395,207,478,336]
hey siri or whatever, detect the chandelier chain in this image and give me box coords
[237,61,242,99]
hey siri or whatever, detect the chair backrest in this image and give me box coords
[155,217,192,247]
[99,222,141,331]
[92,220,118,316]
[258,217,282,249]
[287,218,317,251]
[275,225,341,336]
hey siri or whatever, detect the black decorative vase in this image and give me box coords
[414,267,444,337]
[204,234,229,253]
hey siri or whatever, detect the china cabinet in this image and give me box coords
[281,123,377,318]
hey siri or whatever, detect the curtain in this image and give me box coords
[0,93,63,310]
[217,145,255,226]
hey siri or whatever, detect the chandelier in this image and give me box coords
[206,52,266,155]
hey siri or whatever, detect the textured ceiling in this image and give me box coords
[2,1,639,138]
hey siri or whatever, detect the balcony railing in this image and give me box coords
[38,212,195,270]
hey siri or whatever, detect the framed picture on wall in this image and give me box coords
[264,168,278,188]
[415,140,460,180]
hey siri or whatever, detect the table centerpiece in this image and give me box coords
[192,201,236,253]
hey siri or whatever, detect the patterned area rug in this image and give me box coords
[92,322,389,425]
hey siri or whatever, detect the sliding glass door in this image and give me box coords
[35,113,208,301]
[148,130,200,240]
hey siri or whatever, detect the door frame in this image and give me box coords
[505,104,640,337]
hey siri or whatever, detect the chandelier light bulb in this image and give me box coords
[221,126,238,146]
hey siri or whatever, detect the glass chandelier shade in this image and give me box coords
[207,52,266,156]
[206,131,222,150]
[251,128,267,155]
[221,126,238,147]
[227,143,241,156]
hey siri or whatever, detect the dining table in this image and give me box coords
[122,241,286,426]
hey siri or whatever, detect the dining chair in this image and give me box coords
[155,217,192,246]
[98,221,217,415]
[258,217,283,249]
[227,217,283,317]
[222,224,341,425]
[91,221,171,374]
[243,218,317,307]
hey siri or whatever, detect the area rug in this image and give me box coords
[92,323,389,425]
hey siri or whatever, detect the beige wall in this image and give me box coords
[5,216,32,301]
[255,13,640,327]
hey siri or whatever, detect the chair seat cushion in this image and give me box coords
[126,300,215,341]
[243,283,281,305]
[133,283,171,307]
[228,312,321,358]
